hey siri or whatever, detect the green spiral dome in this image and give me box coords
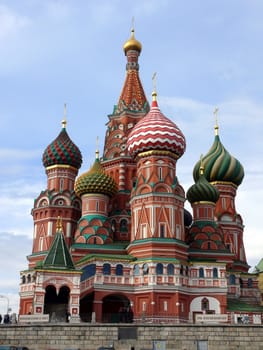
[42,127,82,169]
[187,172,220,204]
[74,158,118,198]
[193,134,244,186]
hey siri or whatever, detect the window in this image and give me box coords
[134,264,140,276]
[116,264,123,276]
[156,263,163,275]
[248,278,253,288]
[96,201,99,212]
[103,263,111,275]
[120,219,128,232]
[201,297,209,311]
[180,265,184,275]
[199,268,204,278]
[160,223,165,238]
[167,264,174,275]
[229,274,236,285]
[213,267,218,278]
[143,263,149,275]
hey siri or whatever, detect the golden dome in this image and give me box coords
[123,28,142,54]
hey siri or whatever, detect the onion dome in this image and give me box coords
[187,164,220,204]
[193,124,244,186]
[75,151,118,198]
[42,119,82,169]
[127,90,186,158]
[123,27,142,54]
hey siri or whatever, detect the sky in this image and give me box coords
[0,0,262,316]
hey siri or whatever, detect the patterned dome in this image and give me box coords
[43,121,82,169]
[187,167,220,204]
[193,127,244,186]
[127,92,186,158]
[75,155,118,198]
[123,28,142,54]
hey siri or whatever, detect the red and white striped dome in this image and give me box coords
[127,92,186,158]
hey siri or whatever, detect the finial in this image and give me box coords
[151,72,158,105]
[95,136,99,159]
[62,103,67,129]
[200,154,204,175]
[56,216,63,233]
[213,107,219,135]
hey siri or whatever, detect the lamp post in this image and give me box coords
[0,295,10,314]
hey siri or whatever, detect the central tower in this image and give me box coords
[101,28,149,243]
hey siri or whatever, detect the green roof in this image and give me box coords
[43,231,75,270]
[255,258,263,272]
[227,299,263,312]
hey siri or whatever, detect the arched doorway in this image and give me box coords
[102,294,131,323]
[44,285,70,322]
[79,292,94,322]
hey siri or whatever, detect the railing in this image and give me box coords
[80,274,227,293]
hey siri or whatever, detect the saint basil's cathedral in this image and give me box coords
[19,28,262,324]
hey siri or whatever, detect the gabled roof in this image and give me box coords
[43,217,75,270]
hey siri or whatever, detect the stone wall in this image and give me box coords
[0,324,263,350]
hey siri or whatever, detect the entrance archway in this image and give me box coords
[79,292,94,322]
[44,285,70,322]
[102,294,131,323]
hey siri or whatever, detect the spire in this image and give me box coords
[151,72,158,108]
[115,26,149,114]
[62,103,67,129]
[213,107,219,136]
[43,217,75,270]
[95,136,99,160]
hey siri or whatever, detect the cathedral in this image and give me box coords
[19,28,262,324]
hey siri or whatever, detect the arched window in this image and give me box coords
[229,274,236,285]
[116,264,123,276]
[143,263,149,275]
[201,297,209,311]
[199,268,204,278]
[120,219,128,232]
[240,278,243,288]
[156,263,163,275]
[22,275,26,284]
[213,268,218,278]
[167,264,174,275]
[103,263,111,275]
[180,265,184,275]
[134,264,140,275]
[248,278,253,288]
[27,274,31,283]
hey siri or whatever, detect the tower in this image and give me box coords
[193,118,248,272]
[29,108,82,268]
[101,27,149,243]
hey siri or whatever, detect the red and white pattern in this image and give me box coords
[127,102,186,158]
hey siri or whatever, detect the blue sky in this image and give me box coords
[0,0,262,315]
